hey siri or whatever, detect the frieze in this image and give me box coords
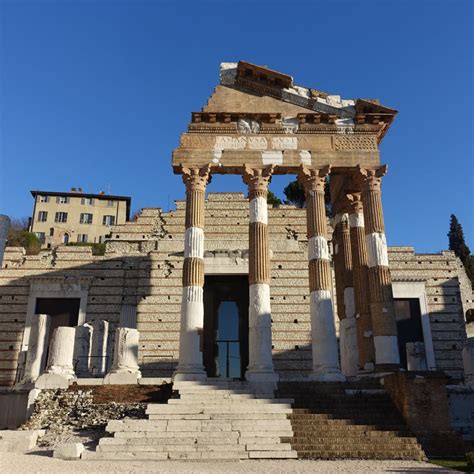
[334,135,378,151]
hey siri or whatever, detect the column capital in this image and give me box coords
[180,164,212,192]
[297,165,331,194]
[243,165,274,195]
[346,193,364,215]
[354,165,387,192]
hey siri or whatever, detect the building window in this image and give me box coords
[49,227,54,236]
[107,200,114,207]
[81,197,94,205]
[38,195,49,203]
[103,215,115,226]
[37,211,48,222]
[35,232,45,243]
[63,233,70,244]
[80,213,93,224]
[77,234,88,243]
[56,196,70,204]
[55,212,68,223]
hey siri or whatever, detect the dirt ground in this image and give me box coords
[0,452,457,473]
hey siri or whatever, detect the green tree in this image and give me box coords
[267,190,282,207]
[448,214,473,285]
[283,178,332,216]
[7,219,41,255]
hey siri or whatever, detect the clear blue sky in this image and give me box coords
[1,0,472,252]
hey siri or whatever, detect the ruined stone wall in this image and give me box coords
[0,193,470,384]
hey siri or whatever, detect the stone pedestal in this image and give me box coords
[0,215,10,267]
[104,328,141,384]
[298,166,344,382]
[36,327,76,389]
[90,319,109,376]
[243,166,278,384]
[21,314,50,383]
[174,165,211,382]
[73,323,93,377]
[340,317,359,377]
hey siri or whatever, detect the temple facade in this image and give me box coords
[0,61,472,388]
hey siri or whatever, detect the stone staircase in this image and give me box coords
[276,380,427,460]
[83,380,297,460]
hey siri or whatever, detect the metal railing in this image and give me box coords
[215,339,240,378]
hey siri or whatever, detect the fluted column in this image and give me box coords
[333,206,358,377]
[104,327,141,384]
[347,193,375,371]
[298,166,345,381]
[22,314,50,383]
[174,165,211,381]
[356,166,399,369]
[243,165,278,383]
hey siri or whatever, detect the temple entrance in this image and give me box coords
[203,276,249,378]
[34,297,80,368]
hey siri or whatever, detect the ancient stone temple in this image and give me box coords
[0,61,473,460]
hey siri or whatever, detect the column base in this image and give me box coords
[35,373,76,389]
[104,370,141,385]
[310,370,346,382]
[173,367,207,382]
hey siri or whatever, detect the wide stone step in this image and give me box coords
[169,398,294,405]
[83,451,245,461]
[146,405,292,415]
[296,450,425,460]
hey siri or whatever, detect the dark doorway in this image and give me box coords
[394,298,424,369]
[203,276,249,378]
[35,297,80,356]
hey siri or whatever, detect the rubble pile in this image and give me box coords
[21,389,146,447]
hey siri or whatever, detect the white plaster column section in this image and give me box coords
[392,281,436,370]
[0,215,11,267]
[406,342,427,371]
[22,314,50,383]
[243,165,278,383]
[297,165,345,381]
[104,328,142,384]
[45,327,76,377]
[357,165,400,368]
[73,323,93,377]
[90,319,109,376]
[174,165,211,381]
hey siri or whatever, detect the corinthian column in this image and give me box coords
[333,204,358,377]
[356,166,399,369]
[243,165,278,383]
[298,166,345,381]
[347,193,375,371]
[174,165,211,381]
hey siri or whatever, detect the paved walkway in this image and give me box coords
[0,452,456,473]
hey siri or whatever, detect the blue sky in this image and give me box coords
[1,0,472,252]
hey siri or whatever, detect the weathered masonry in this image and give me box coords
[0,62,473,388]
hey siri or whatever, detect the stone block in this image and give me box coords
[0,430,44,452]
[248,450,297,459]
[103,371,140,385]
[53,442,85,460]
[35,373,72,389]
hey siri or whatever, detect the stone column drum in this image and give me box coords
[333,210,358,377]
[104,328,141,384]
[36,326,76,388]
[73,323,93,377]
[21,314,50,383]
[0,215,11,267]
[242,165,278,383]
[347,193,376,371]
[174,165,211,381]
[298,166,345,381]
[356,166,400,369]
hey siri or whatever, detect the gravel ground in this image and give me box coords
[0,452,456,473]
